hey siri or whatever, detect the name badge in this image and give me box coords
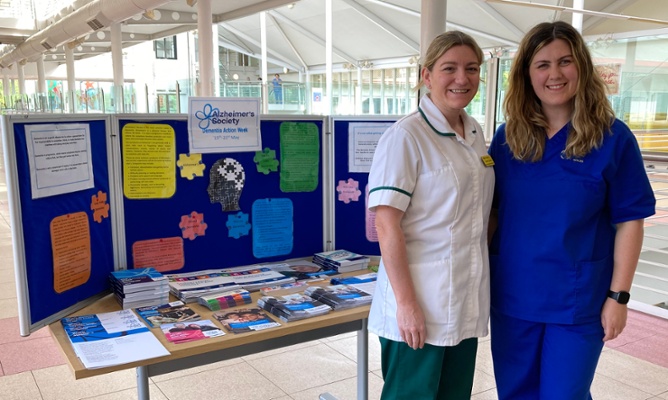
[481,154,495,167]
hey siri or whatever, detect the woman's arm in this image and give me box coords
[375,205,425,349]
[601,219,644,342]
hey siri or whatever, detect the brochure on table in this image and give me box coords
[2,113,385,336]
[62,309,170,369]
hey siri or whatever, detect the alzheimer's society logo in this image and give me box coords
[195,103,218,130]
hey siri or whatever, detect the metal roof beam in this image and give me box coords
[268,10,357,64]
[219,30,254,54]
[471,0,525,39]
[341,0,419,52]
[583,0,637,31]
[122,9,197,25]
[267,13,308,71]
[363,0,419,17]
[219,22,300,71]
[214,0,299,23]
[82,31,151,43]
[351,1,517,50]
[484,0,668,26]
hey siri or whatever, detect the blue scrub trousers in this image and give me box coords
[379,337,478,400]
[490,310,604,400]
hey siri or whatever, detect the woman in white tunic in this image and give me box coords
[367,31,494,399]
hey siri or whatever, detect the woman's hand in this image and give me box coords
[601,299,627,342]
[397,300,426,349]
[375,205,426,349]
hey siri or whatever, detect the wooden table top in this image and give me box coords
[49,275,372,379]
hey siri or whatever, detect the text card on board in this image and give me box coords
[188,97,262,154]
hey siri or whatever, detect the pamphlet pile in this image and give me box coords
[212,307,281,334]
[61,309,170,369]
[161,319,225,344]
[109,268,169,309]
[224,264,296,291]
[304,284,373,310]
[197,288,252,311]
[166,269,241,303]
[312,249,370,273]
[166,265,295,302]
[330,272,378,297]
[265,260,339,281]
[260,281,309,296]
[257,293,332,322]
[135,301,201,328]
[330,272,378,286]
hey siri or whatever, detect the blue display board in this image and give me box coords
[118,117,326,273]
[7,118,114,326]
[2,114,397,335]
[332,118,397,256]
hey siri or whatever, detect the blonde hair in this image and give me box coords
[415,31,484,91]
[503,21,614,161]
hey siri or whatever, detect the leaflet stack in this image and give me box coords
[313,249,371,273]
[166,269,241,303]
[109,268,170,309]
[257,293,332,322]
[304,284,373,310]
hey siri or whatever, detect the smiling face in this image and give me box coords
[529,38,578,115]
[422,45,480,117]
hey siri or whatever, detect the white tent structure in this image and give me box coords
[1,0,667,75]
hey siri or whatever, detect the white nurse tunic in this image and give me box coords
[367,94,494,347]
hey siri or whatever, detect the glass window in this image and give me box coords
[154,36,177,60]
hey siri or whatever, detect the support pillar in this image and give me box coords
[111,22,125,112]
[197,0,214,97]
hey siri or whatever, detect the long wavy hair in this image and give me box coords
[414,30,484,91]
[503,21,614,161]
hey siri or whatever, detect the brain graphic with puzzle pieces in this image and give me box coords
[90,190,110,223]
[179,211,208,240]
[176,153,206,180]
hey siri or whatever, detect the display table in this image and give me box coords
[48,284,371,400]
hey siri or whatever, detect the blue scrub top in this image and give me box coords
[489,119,655,324]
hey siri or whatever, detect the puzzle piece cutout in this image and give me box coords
[253,147,279,175]
[176,153,206,180]
[226,211,251,239]
[336,178,362,204]
[179,211,208,240]
[90,190,110,223]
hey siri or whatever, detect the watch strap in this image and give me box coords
[607,290,630,305]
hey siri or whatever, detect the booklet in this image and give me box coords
[304,284,373,310]
[135,301,201,328]
[257,293,332,322]
[61,309,170,369]
[160,319,225,344]
[212,307,280,334]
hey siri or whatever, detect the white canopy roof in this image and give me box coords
[0,0,666,71]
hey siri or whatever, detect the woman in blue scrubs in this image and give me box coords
[488,21,655,400]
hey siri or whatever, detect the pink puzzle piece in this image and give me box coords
[336,178,362,204]
[179,211,208,240]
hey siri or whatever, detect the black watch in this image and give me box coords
[607,290,630,305]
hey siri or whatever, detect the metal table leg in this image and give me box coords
[137,366,150,400]
[357,318,368,400]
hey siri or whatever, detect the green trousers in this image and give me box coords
[379,337,478,400]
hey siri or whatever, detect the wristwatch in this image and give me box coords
[607,290,630,305]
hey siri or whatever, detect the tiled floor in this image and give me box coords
[1,138,668,399]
